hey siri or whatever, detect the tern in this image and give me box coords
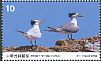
[45,13,83,40]
[17,19,45,47]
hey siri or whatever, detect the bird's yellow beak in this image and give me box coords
[78,14,83,17]
[39,19,46,24]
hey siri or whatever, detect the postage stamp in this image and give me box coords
[1,0,101,61]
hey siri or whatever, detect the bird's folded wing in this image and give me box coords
[26,28,41,38]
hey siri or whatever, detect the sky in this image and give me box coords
[2,2,99,47]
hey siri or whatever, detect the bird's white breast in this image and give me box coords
[70,18,78,27]
[26,25,41,38]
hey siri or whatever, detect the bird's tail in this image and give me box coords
[48,27,56,30]
[16,30,25,34]
[44,27,56,32]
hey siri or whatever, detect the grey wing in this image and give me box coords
[61,23,79,33]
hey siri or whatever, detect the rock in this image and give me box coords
[2,35,100,52]
[55,40,67,46]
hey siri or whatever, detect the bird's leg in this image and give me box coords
[70,34,72,40]
[30,41,33,47]
[35,39,37,47]
[67,34,70,40]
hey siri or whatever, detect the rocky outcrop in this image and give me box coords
[2,35,100,52]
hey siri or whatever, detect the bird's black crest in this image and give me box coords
[68,13,76,17]
[31,20,35,25]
